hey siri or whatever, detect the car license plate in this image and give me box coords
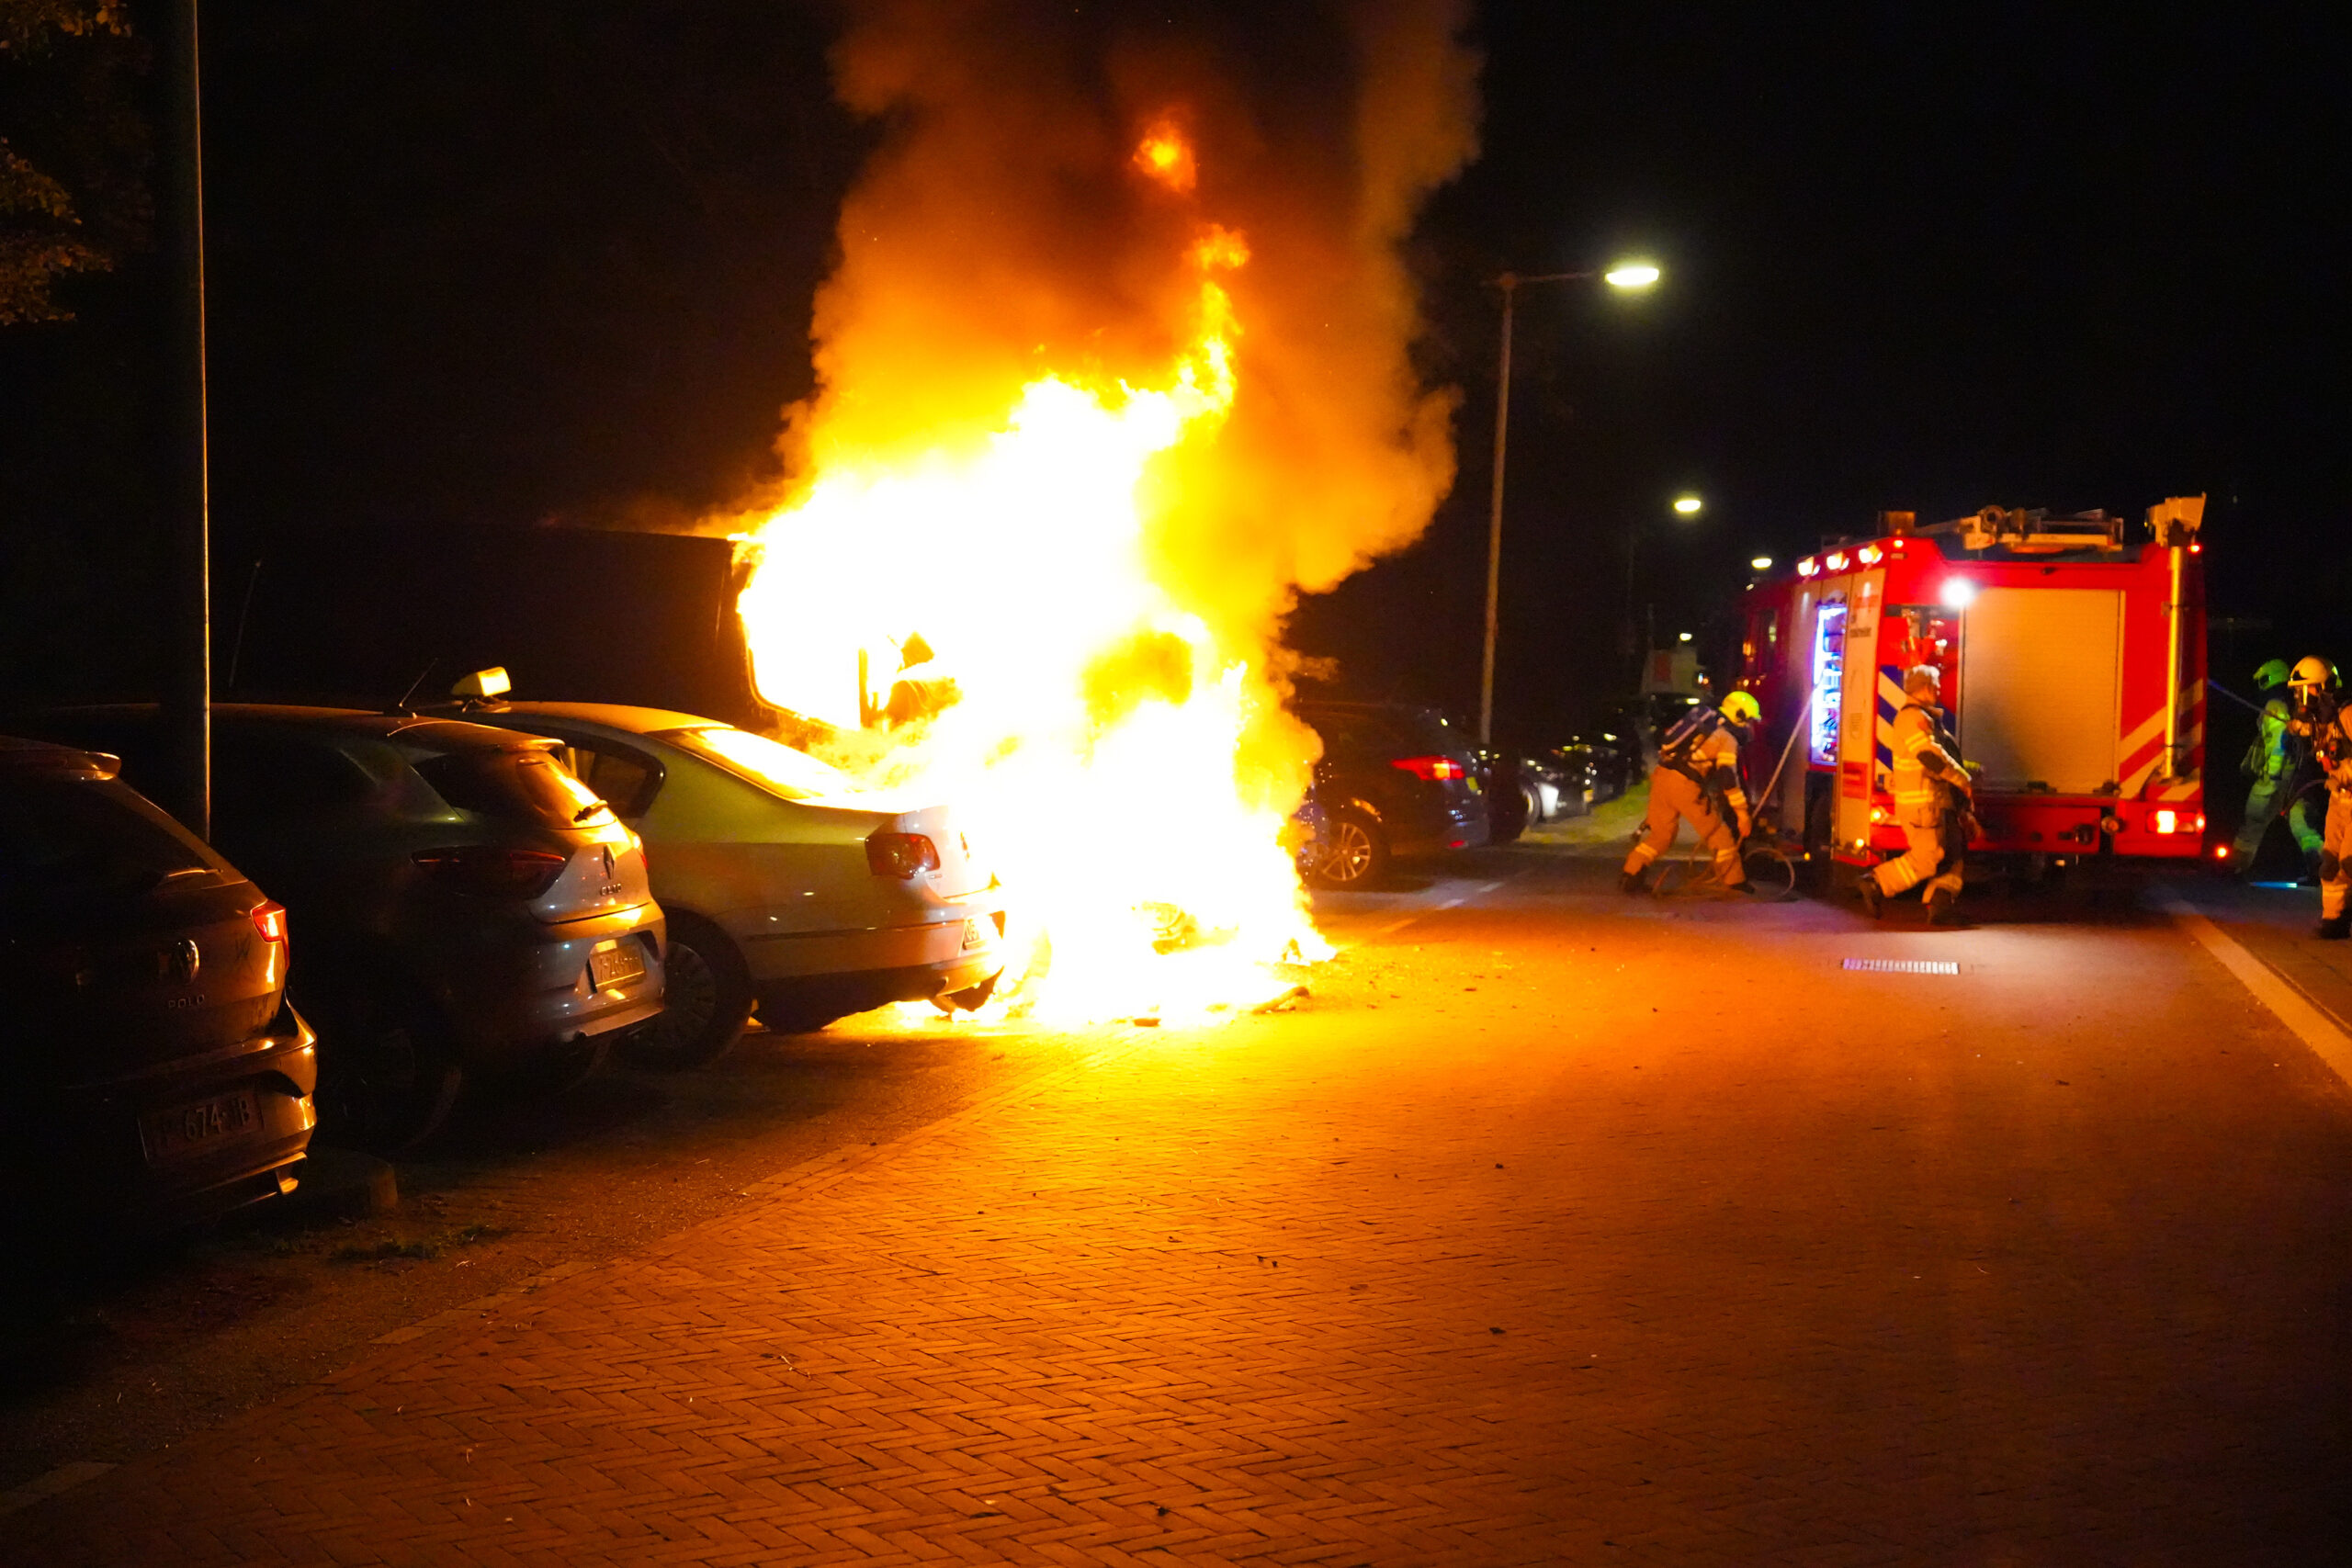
[141,1089,260,1164]
[589,938,645,989]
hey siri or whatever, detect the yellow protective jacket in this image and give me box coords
[1667,723,1750,834]
[2292,706,2352,794]
[1890,703,1965,829]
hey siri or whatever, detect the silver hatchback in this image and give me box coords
[14,706,667,1147]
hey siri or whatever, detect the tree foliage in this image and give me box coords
[0,0,145,325]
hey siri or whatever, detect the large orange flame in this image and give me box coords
[735,140,1322,1022]
[725,0,1480,1025]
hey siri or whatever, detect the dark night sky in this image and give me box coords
[4,1,2343,736]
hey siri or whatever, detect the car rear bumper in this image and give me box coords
[31,1001,320,1229]
[1391,805,1492,858]
[739,900,1007,1004]
[435,903,668,1061]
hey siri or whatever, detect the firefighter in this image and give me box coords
[1718,691,1765,810]
[2285,656,2352,938]
[1859,665,1971,924]
[1620,699,1754,896]
[2231,659,2302,874]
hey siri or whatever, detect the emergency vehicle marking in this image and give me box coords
[1873,667,1906,788]
[2119,692,2207,797]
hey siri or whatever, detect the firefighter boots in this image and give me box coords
[1858,875,1885,919]
[2318,915,2349,941]
[1618,868,1651,897]
[1928,886,1962,926]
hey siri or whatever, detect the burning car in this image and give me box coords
[436,678,1007,1065]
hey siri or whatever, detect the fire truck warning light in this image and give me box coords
[1940,577,1978,609]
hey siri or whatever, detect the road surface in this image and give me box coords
[5,814,2348,1563]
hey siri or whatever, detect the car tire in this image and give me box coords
[621,913,753,1070]
[756,998,849,1035]
[1311,808,1390,888]
[312,982,464,1152]
[933,969,1001,1013]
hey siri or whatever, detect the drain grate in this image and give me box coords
[1842,958,1959,975]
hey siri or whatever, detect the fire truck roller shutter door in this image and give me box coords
[1957,588,2123,794]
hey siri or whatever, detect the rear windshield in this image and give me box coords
[661,726,849,802]
[413,748,613,828]
[0,774,227,904]
[1301,707,1459,761]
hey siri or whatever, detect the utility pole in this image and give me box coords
[1477,275,1517,747]
[162,0,210,838]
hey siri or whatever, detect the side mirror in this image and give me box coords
[451,666,512,700]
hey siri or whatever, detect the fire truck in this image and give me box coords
[1736,497,2211,883]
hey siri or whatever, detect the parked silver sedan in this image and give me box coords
[447,694,1008,1066]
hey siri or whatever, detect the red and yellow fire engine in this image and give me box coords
[1736,498,2210,878]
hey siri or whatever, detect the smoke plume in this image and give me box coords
[777,0,1480,661]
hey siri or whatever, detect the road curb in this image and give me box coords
[2157,890,2352,1090]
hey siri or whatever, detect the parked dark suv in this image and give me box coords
[11,707,666,1148]
[1295,701,1489,886]
[1,736,317,1236]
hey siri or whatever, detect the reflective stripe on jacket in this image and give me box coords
[1890,703,1962,829]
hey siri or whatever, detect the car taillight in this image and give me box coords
[413,846,568,897]
[1391,755,1466,782]
[866,832,942,878]
[2150,809,2206,835]
[251,901,288,943]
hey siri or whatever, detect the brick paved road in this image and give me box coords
[12,851,2350,1564]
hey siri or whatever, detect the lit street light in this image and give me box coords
[1624,492,1704,685]
[1750,555,1773,571]
[1479,261,1659,744]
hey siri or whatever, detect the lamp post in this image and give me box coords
[1479,263,1660,743]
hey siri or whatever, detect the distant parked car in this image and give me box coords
[1,735,316,1235]
[1554,735,1628,803]
[1517,750,1589,823]
[432,686,1008,1066]
[10,705,665,1148]
[1295,701,1489,887]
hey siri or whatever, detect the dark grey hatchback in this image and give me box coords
[1,736,317,1235]
[14,707,666,1148]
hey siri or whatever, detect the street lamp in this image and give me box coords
[1750,555,1773,571]
[1624,493,1703,683]
[1479,261,1660,743]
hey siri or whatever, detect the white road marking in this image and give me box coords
[1363,877,1511,941]
[2158,892,2352,1089]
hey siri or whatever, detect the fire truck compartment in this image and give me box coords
[1958,587,2123,794]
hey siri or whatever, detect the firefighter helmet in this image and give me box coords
[2290,656,2338,696]
[2254,658,2293,691]
[1902,664,1941,699]
[1720,691,1761,725]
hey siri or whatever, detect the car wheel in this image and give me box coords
[933,969,1001,1014]
[1521,784,1544,824]
[756,998,849,1035]
[312,984,464,1152]
[621,914,753,1070]
[1311,809,1390,888]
